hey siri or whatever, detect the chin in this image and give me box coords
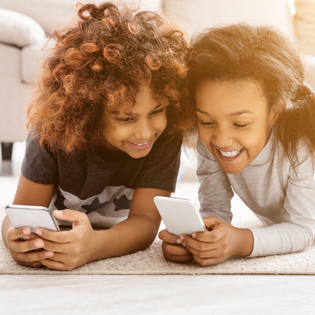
[219,164,245,174]
[129,149,151,159]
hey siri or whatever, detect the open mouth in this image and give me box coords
[219,148,242,158]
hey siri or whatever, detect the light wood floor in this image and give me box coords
[1,142,315,314]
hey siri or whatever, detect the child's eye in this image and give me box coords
[116,117,135,124]
[234,123,250,128]
[198,120,214,126]
[150,107,165,117]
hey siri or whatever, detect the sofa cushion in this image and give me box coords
[295,0,315,55]
[164,0,296,41]
[0,8,46,47]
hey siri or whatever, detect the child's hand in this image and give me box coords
[158,229,193,263]
[36,210,98,271]
[6,226,51,268]
[179,217,254,266]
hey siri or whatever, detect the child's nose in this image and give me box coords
[213,129,233,148]
[135,119,152,140]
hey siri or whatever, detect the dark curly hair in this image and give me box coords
[27,1,193,153]
[188,23,315,168]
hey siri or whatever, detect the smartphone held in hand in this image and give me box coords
[154,196,206,236]
[5,205,60,233]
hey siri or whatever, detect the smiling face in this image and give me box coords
[195,80,280,174]
[103,85,167,159]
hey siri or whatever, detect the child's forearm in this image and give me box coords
[1,216,12,247]
[90,214,160,261]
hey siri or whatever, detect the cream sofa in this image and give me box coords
[0,0,314,160]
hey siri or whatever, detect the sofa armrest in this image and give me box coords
[0,0,79,36]
[0,8,46,47]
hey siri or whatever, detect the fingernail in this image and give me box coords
[23,236,29,240]
[176,238,182,244]
[192,233,196,239]
[54,210,63,216]
[35,240,43,248]
[180,235,184,241]
[36,229,42,236]
[45,251,54,258]
[23,228,31,235]
[182,243,186,247]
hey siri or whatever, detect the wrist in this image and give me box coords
[89,229,110,261]
[236,228,254,257]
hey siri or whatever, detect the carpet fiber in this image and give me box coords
[1,177,315,275]
[1,212,315,275]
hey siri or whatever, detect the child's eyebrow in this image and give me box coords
[110,104,163,116]
[196,109,254,116]
[196,108,210,115]
[228,110,254,116]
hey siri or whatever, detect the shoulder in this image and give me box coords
[275,140,314,182]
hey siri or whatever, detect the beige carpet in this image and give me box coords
[1,211,315,275]
[1,177,315,275]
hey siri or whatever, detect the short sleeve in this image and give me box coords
[134,130,183,192]
[21,133,58,185]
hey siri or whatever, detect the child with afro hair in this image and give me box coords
[2,1,193,271]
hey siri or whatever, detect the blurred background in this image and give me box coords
[0,0,314,181]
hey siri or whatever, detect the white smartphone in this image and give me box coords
[5,205,60,233]
[153,196,206,236]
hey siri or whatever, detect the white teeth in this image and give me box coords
[135,141,148,146]
[219,149,242,158]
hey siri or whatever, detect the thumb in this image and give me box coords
[202,216,223,231]
[53,209,89,227]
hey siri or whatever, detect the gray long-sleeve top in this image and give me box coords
[197,134,315,257]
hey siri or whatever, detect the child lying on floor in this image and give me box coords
[2,1,192,270]
[159,24,315,265]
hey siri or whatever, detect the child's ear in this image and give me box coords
[270,102,285,124]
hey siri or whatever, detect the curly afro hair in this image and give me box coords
[27,1,193,153]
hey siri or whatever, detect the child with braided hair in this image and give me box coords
[160,24,315,265]
[2,1,192,270]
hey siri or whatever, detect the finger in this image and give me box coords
[16,249,54,263]
[53,210,90,227]
[41,259,68,271]
[193,254,222,267]
[191,227,225,243]
[181,234,218,252]
[185,245,219,259]
[18,261,43,268]
[41,240,70,254]
[7,226,32,241]
[162,243,193,263]
[158,229,181,244]
[162,241,191,256]
[40,252,67,264]
[21,233,40,241]
[41,253,82,270]
[203,216,223,231]
[164,251,193,263]
[10,238,45,253]
[35,228,74,244]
